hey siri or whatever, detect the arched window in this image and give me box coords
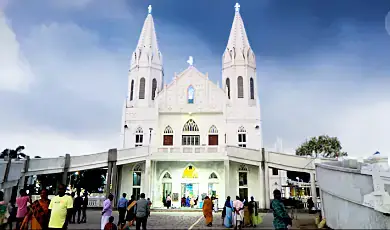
[226,78,230,99]
[237,76,244,98]
[209,172,218,179]
[238,164,248,201]
[208,125,218,146]
[130,80,134,101]
[133,163,142,200]
[250,77,254,100]
[139,77,145,99]
[135,127,143,147]
[163,172,172,179]
[183,119,199,132]
[238,126,246,148]
[163,126,173,146]
[187,85,195,104]
[182,119,200,146]
[151,78,157,100]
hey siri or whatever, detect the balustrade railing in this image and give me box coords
[157,146,223,154]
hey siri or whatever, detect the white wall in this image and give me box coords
[268,168,288,198]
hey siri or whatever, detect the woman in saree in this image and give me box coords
[223,196,233,228]
[243,201,251,226]
[20,189,50,230]
[202,196,213,227]
[125,195,136,227]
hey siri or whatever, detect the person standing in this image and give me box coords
[125,195,136,227]
[20,189,51,230]
[202,196,213,227]
[135,193,149,230]
[81,191,88,223]
[101,194,114,230]
[16,189,31,229]
[232,196,244,230]
[249,196,261,227]
[7,198,16,230]
[223,196,233,228]
[166,195,171,209]
[48,184,73,229]
[117,193,128,228]
[0,191,7,229]
[72,190,83,224]
[271,189,292,230]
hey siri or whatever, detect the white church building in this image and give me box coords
[119,3,288,208]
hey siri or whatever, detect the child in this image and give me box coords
[104,216,118,230]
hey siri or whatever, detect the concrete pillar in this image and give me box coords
[224,160,230,199]
[310,172,317,207]
[3,157,12,203]
[262,148,271,209]
[18,157,30,191]
[258,163,265,209]
[61,154,71,185]
[143,159,151,198]
[111,164,118,207]
[106,149,117,198]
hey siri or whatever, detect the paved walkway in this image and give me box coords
[68,210,316,229]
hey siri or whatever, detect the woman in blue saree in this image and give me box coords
[223,196,233,228]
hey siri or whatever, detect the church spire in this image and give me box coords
[131,5,162,68]
[223,2,254,66]
[226,3,251,54]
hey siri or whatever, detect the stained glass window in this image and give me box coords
[187,86,195,104]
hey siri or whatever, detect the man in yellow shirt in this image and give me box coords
[49,184,73,229]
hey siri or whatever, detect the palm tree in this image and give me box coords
[0,146,27,159]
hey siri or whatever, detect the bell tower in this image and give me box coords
[128,5,163,108]
[222,3,258,107]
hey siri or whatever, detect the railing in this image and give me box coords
[157,146,223,154]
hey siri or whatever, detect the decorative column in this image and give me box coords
[262,148,271,209]
[61,154,71,185]
[224,160,230,199]
[106,149,117,198]
[18,156,30,190]
[310,172,317,206]
[144,159,151,197]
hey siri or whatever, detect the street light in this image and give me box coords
[123,124,128,148]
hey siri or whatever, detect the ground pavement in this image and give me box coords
[68,210,316,229]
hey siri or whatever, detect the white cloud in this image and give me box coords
[0,12,34,92]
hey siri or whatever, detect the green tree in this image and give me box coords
[295,135,348,158]
[0,146,27,159]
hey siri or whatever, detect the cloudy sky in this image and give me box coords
[1,0,390,158]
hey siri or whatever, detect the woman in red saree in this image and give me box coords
[20,189,50,230]
[202,196,213,227]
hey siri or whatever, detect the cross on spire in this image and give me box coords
[148,5,152,14]
[187,56,194,66]
[234,3,240,12]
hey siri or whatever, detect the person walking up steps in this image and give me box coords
[135,193,149,230]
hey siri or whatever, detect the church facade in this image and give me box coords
[118,4,284,208]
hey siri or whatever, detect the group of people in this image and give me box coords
[103,193,151,230]
[0,184,77,230]
[203,189,292,230]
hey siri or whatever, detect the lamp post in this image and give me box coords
[123,124,128,148]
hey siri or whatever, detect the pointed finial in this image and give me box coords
[234,2,240,12]
[148,5,152,14]
[187,56,194,66]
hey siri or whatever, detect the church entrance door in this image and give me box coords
[181,183,199,199]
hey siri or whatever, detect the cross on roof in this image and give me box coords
[234,3,240,12]
[187,56,194,66]
[148,5,152,14]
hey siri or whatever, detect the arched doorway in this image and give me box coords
[181,165,199,206]
[161,172,172,205]
[208,172,219,197]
